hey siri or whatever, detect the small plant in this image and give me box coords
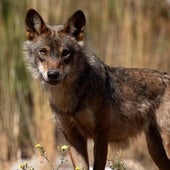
[35,143,55,170]
[107,152,126,170]
[56,145,69,170]
[18,144,92,170]
[35,143,69,170]
[17,143,72,170]
[18,161,34,170]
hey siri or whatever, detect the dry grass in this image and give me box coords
[0,0,170,169]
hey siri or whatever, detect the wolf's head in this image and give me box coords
[24,9,86,86]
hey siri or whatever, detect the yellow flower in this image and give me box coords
[75,167,81,170]
[18,162,28,169]
[35,143,45,156]
[61,145,69,151]
[35,144,42,149]
[18,163,24,169]
[23,161,28,166]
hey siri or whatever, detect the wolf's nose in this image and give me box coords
[47,70,59,80]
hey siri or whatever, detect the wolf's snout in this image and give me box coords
[47,70,59,80]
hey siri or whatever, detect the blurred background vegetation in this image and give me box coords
[0,0,170,169]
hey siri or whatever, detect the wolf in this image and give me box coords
[24,9,170,170]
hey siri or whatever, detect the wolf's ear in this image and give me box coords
[63,10,86,44]
[25,9,48,40]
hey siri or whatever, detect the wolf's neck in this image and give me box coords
[46,81,78,114]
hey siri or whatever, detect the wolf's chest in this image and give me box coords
[70,108,96,138]
[49,85,79,113]
[49,87,96,138]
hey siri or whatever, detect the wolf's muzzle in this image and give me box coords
[47,70,59,81]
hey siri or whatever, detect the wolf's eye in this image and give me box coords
[62,49,71,57]
[38,48,47,62]
[62,49,72,64]
[39,48,47,55]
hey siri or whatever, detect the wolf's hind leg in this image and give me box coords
[156,86,170,161]
[161,132,170,159]
[145,124,170,170]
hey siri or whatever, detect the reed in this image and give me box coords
[0,0,170,169]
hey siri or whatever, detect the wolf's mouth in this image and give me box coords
[41,73,67,86]
[47,79,60,85]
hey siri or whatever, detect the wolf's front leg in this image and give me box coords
[93,130,109,170]
[63,129,89,170]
